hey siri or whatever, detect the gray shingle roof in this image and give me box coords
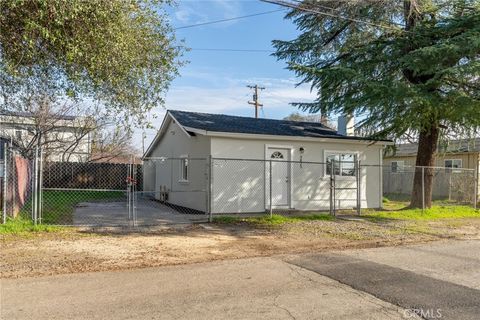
[386,138,480,156]
[169,110,390,142]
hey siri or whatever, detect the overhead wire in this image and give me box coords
[189,48,275,52]
[261,0,408,33]
[168,2,404,118]
[288,0,406,28]
[177,0,408,53]
[175,9,286,30]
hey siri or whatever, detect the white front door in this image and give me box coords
[267,148,290,207]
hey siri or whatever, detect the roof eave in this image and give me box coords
[182,127,393,145]
[143,112,192,159]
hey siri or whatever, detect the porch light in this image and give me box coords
[299,147,304,168]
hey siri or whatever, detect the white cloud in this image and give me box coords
[134,75,318,150]
[164,76,316,116]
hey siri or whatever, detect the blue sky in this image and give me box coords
[137,0,318,147]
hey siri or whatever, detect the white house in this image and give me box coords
[143,110,392,214]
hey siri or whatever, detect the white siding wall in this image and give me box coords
[0,115,91,162]
[210,137,384,213]
[144,120,210,212]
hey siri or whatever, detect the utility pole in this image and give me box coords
[247,85,265,118]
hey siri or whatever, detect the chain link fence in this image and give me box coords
[383,165,478,208]
[41,161,141,226]
[137,157,209,226]
[2,150,478,227]
[210,158,365,218]
[1,143,35,223]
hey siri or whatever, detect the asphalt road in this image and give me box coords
[2,240,479,320]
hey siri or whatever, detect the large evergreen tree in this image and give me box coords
[270,0,480,208]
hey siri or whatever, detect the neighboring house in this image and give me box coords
[143,110,392,214]
[383,139,480,200]
[0,111,93,162]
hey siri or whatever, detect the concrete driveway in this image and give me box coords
[73,199,207,226]
[2,240,479,320]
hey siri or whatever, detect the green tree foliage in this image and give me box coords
[272,0,480,207]
[0,0,182,126]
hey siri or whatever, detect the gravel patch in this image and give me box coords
[2,218,479,278]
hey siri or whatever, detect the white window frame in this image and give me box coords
[179,155,189,183]
[324,151,358,179]
[391,161,405,173]
[444,159,462,173]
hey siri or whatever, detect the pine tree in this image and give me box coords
[272,0,480,208]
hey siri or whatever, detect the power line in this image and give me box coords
[190,48,275,52]
[175,9,285,30]
[288,0,406,28]
[261,0,407,33]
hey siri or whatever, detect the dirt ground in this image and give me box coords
[2,217,480,279]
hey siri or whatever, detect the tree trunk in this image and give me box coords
[410,125,439,208]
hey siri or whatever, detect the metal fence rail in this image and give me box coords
[138,157,209,225]
[40,160,133,226]
[209,158,364,219]
[382,164,478,209]
[1,151,478,227]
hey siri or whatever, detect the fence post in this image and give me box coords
[208,156,213,223]
[448,174,452,201]
[474,166,478,210]
[33,145,39,225]
[31,149,35,221]
[3,144,7,224]
[269,159,273,218]
[38,146,44,224]
[329,160,333,216]
[132,156,137,227]
[421,166,425,213]
[127,159,131,221]
[357,159,361,216]
[331,159,336,216]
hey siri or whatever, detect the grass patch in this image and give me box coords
[0,218,65,235]
[365,205,480,221]
[381,195,473,212]
[213,213,334,226]
[18,190,124,224]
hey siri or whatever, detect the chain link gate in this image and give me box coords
[329,157,362,216]
[38,149,135,226]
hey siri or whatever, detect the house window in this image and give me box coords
[179,157,189,182]
[15,130,22,140]
[325,152,356,177]
[271,151,284,159]
[445,159,462,173]
[391,161,405,173]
